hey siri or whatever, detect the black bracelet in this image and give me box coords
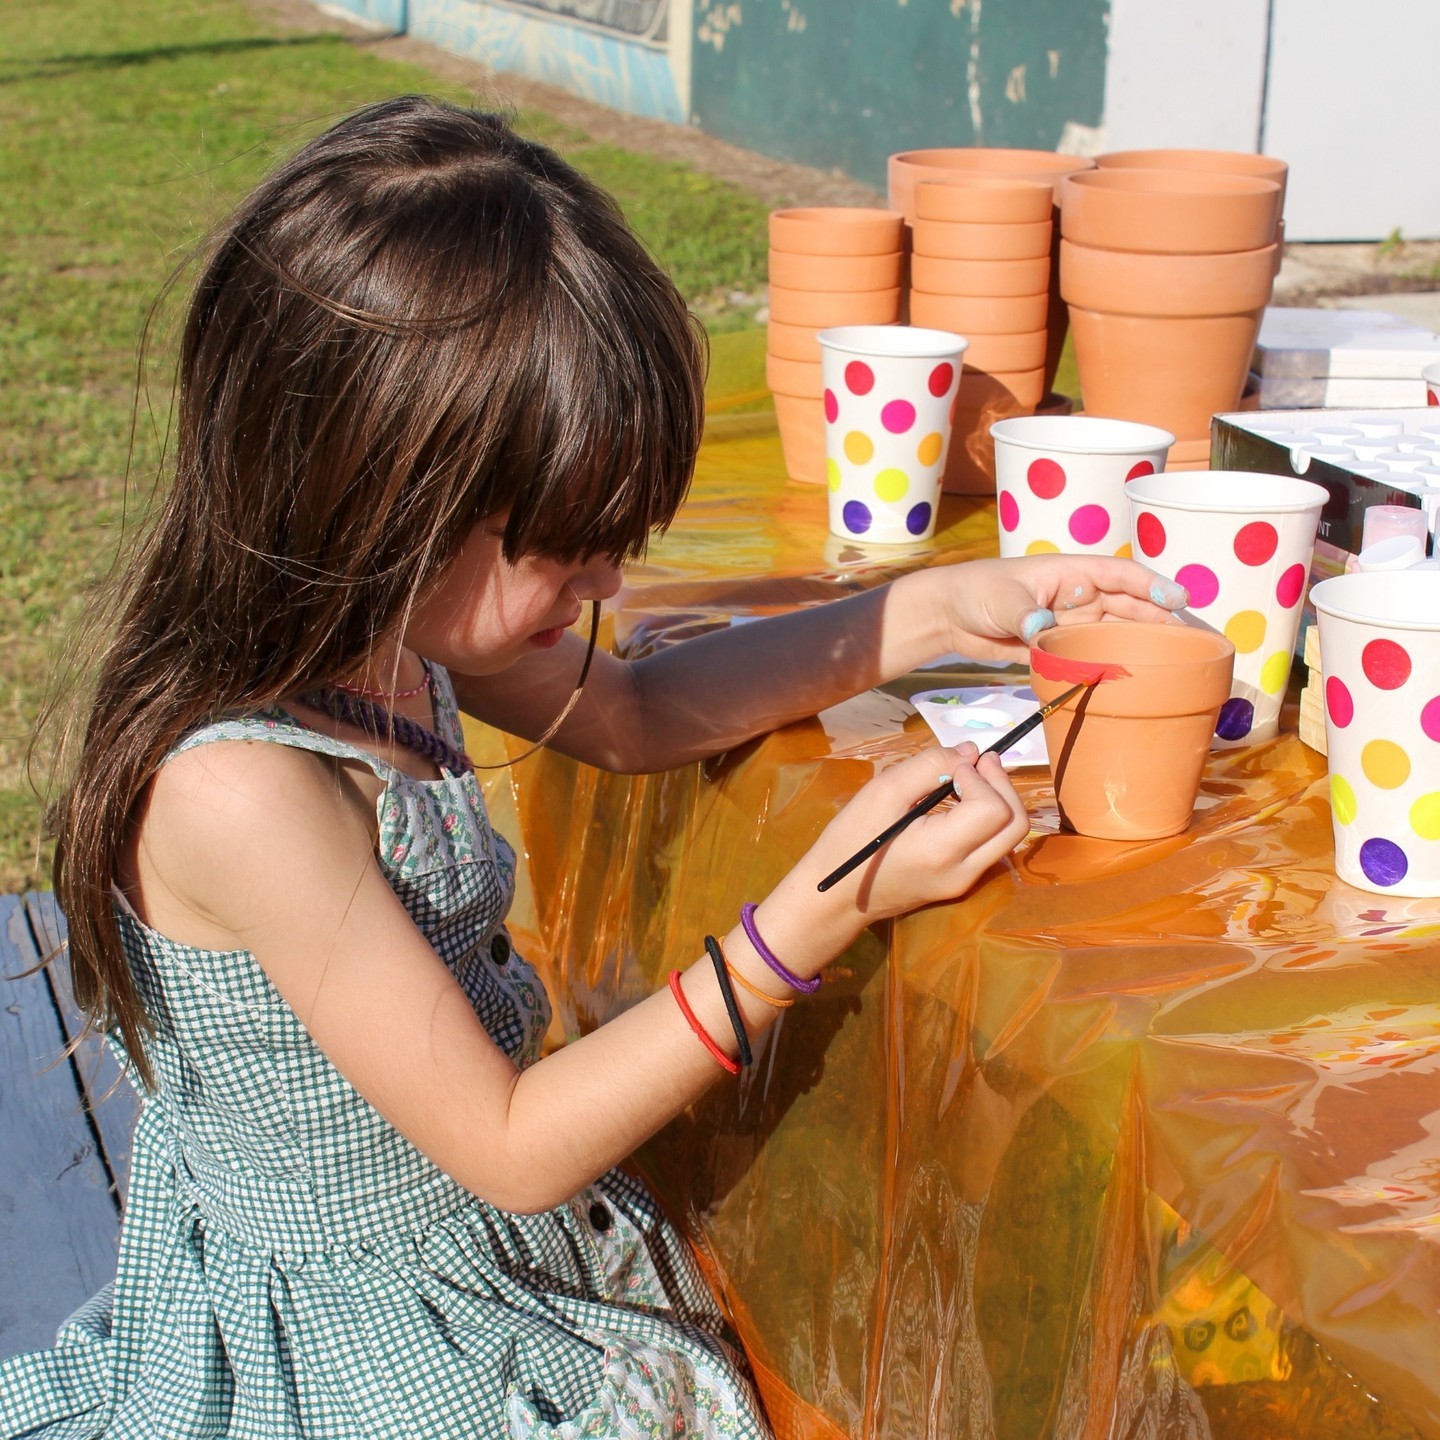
[704,935,753,1068]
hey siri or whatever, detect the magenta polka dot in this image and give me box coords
[928,363,955,397]
[1423,695,1440,742]
[1326,675,1354,728]
[1068,504,1110,546]
[1234,521,1279,565]
[1136,511,1166,558]
[1126,460,1155,480]
[1175,563,1219,609]
[1362,638,1411,690]
[999,490,1020,533]
[1027,457,1066,499]
[845,361,874,396]
[823,389,838,423]
[881,399,916,434]
[1276,562,1306,609]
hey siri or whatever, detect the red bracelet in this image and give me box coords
[668,970,741,1076]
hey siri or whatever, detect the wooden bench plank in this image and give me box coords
[24,892,138,1206]
[0,895,122,1356]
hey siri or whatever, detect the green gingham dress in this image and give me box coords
[0,668,769,1440]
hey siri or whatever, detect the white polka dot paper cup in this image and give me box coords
[1311,571,1440,897]
[1125,471,1327,748]
[990,416,1175,560]
[817,325,966,544]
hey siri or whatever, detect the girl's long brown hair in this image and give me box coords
[43,96,706,1087]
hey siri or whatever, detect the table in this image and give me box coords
[471,423,1440,1440]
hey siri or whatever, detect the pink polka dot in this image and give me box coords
[1234,521,1278,566]
[1069,504,1110,546]
[999,490,1020,533]
[1027,458,1066,499]
[845,361,874,396]
[881,399,915,433]
[1126,460,1155,480]
[1326,675,1354,727]
[1276,562,1306,609]
[1136,511,1166,558]
[823,389,838,423]
[1175,563,1219,609]
[1422,695,1440,742]
[1363,638,1411,690]
[928,363,955,397]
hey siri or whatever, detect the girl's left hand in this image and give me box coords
[933,554,1189,664]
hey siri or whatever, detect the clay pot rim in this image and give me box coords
[990,414,1175,455]
[1311,570,1440,630]
[1063,168,1281,200]
[1124,469,1328,514]
[1031,621,1236,708]
[893,148,1093,174]
[1097,148,1287,178]
[816,325,968,360]
[769,208,905,256]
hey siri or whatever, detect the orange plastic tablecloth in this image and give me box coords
[470,426,1440,1440]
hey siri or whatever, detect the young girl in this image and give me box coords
[2,97,1186,1439]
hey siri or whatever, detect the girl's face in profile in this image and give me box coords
[402,518,623,675]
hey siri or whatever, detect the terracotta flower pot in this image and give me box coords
[1059,169,1283,255]
[911,218,1054,261]
[1065,306,1264,437]
[1059,239,1278,316]
[1096,148,1289,208]
[770,392,826,484]
[769,207,906,256]
[959,329,1048,372]
[887,148,1093,227]
[909,289,1048,335]
[768,248,906,293]
[911,253,1051,298]
[942,365,1047,495]
[765,351,823,400]
[1030,622,1236,839]
[914,175,1056,225]
[766,285,904,328]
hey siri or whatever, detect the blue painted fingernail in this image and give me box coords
[1150,576,1189,609]
[1020,607,1056,643]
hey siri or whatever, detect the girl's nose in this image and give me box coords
[571,557,623,603]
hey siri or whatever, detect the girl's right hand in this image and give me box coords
[756,742,1031,973]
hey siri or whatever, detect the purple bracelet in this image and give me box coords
[740,903,820,994]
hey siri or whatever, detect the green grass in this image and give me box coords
[0,0,769,890]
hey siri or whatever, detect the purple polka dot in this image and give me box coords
[1068,503,1110,546]
[1423,695,1440,742]
[1175,563,1220,610]
[881,399,916,434]
[842,499,872,534]
[999,490,1020,533]
[1215,697,1254,740]
[906,502,933,535]
[1359,836,1409,888]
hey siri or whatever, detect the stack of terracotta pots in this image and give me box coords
[905,176,1055,493]
[766,207,906,483]
[1059,150,1287,470]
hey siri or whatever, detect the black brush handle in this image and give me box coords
[815,683,1083,893]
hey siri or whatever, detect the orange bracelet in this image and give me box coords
[668,970,741,1076]
[724,958,795,1008]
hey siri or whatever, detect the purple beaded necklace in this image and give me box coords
[297,667,473,777]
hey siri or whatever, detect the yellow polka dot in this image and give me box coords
[1113,543,1133,559]
[1330,773,1357,825]
[1259,650,1292,696]
[1026,539,1060,555]
[844,430,874,465]
[874,468,909,502]
[1411,791,1440,840]
[1224,610,1267,654]
[1362,739,1411,790]
[916,431,944,466]
[827,459,841,492]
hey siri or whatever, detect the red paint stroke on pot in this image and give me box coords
[1029,647,1132,685]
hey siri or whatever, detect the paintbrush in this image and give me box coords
[816,655,1129,894]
